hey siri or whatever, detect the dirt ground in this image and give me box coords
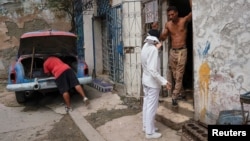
[46,114,88,141]
[0,83,142,141]
[85,96,141,128]
[46,96,141,141]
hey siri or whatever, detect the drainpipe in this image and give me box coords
[92,15,96,78]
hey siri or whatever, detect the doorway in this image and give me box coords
[167,0,194,101]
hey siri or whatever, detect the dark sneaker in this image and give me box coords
[172,99,178,107]
[177,95,186,101]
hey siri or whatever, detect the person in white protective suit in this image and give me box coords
[141,35,172,139]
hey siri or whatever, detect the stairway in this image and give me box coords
[156,93,195,131]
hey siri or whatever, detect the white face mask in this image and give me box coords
[144,35,160,45]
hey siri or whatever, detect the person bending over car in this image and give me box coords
[43,56,89,113]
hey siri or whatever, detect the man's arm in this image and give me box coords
[159,23,169,41]
[185,0,192,22]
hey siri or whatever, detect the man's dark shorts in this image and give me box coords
[55,69,80,94]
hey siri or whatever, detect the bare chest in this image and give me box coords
[168,21,186,35]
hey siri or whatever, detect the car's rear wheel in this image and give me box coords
[15,91,26,103]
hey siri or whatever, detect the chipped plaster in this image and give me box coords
[0,0,71,78]
[193,0,250,124]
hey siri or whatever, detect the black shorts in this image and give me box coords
[55,69,80,94]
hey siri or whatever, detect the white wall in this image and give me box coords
[111,0,122,6]
[83,1,103,76]
[93,18,103,75]
[83,13,94,76]
[193,0,250,124]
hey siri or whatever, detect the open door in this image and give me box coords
[167,0,194,103]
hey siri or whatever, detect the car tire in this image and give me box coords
[15,91,26,103]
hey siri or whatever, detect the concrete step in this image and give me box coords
[159,97,194,118]
[156,105,191,130]
[156,97,195,130]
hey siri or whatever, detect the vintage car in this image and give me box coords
[6,30,92,103]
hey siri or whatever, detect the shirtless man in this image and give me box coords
[160,0,192,107]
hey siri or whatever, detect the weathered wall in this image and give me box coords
[0,0,71,84]
[193,0,250,124]
[84,12,95,76]
[82,0,103,76]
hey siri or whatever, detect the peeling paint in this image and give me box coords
[0,0,71,80]
[198,61,210,121]
[198,41,210,59]
[194,0,250,124]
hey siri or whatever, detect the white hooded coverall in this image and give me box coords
[141,35,168,134]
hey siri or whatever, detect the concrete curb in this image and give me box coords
[69,109,106,141]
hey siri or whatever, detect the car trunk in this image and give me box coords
[18,30,79,79]
[21,55,77,79]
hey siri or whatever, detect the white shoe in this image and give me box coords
[83,97,89,105]
[146,132,162,139]
[65,106,73,113]
[143,127,159,132]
